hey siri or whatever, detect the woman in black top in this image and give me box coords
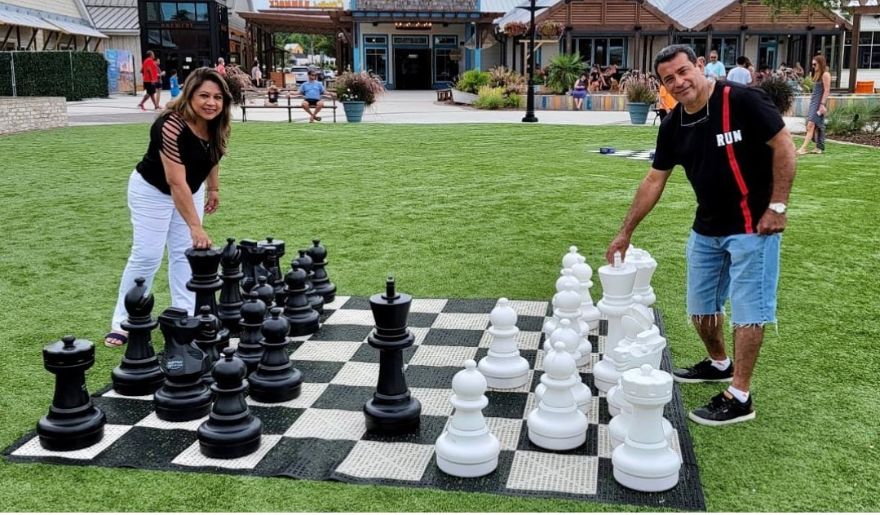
[105,67,233,347]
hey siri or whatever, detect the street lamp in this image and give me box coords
[518,0,548,123]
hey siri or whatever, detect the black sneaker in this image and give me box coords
[689,391,755,426]
[672,358,733,384]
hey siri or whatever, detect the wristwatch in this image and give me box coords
[768,202,787,214]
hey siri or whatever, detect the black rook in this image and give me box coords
[363,277,421,435]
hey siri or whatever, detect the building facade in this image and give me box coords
[0,0,108,52]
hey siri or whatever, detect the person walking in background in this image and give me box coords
[696,56,706,75]
[169,69,180,99]
[726,56,752,85]
[216,57,226,76]
[571,73,588,110]
[251,61,263,88]
[137,50,159,111]
[704,51,725,80]
[797,55,832,155]
[105,67,233,348]
[154,58,165,109]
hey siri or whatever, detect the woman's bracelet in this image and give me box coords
[207,187,219,192]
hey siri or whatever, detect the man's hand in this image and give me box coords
[605,233,631,264]
[756,210,786,234]
[190,226,212,249]
[205,191,219,214]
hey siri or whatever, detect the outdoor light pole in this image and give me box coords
[519,0,546,123]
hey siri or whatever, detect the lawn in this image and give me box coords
[0,122,878,512]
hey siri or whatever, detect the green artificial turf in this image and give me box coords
[0,122,878,512]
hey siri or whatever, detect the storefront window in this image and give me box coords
[365,48,387,81]
[434,48,459,83]
[196,3,209,22]
[572,37,626,67]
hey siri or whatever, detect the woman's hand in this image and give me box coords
[205,190,219,214]
[190,226,212,249]
[818,104,827,116]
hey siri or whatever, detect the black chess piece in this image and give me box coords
[248,308,303,403]
[194,306,226,387]
[238,239,260,293]
[259,237,286,305]
[234,291,267,373]
[253,275,276,311]
[282,259,320,337]
[185,247,223,316]
[153,308,213,422]
[363,277,421,435]
[218,238,244,335]
[111,277,164,396]
[197,348,262,459]
[258,236,285,263]
[297,249,324,314]
[306,239,336,304]
[37,336,107,451]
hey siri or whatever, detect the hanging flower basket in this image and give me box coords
[537,21,564,39]
[503,21,529,38]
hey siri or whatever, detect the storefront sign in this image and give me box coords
[357,0,476,11]
[268,0,343,8]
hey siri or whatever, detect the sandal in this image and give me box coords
[810,149,823,154]
[796,148,809,155]
[104,331,128,348]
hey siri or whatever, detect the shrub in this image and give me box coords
[335,69,384,105]
[866,103,880,134]
[474,86,507,110]
[0,51,107,100]
[619,70,658,104]
[488,66,526,96]
[801,76,814,94]
[825,103,870,136]
[455,69,491,94]
[223,65,253,105]
[759,76,795,114]
[545,53,585,94]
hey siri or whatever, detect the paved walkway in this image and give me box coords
[67,90,807,132]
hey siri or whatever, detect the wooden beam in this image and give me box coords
[1,25,13,49]
[42,31,54,50]
[848,13,860,92]
[26,29,38,50]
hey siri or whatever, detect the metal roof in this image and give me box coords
[0,9,57,30]
[644,0,738,30]
[85,5,137,31]
[495,0,560,28]
[83,0,137,6]
[46,17,108,37]
[480,0,522,14]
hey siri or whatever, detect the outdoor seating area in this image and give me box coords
[240,93,338,123]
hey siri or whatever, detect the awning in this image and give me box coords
[45,18,108,38]
[0,10,57,31]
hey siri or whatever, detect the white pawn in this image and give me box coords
[478,298,529,389]
[612,365,681,492]
[527,341,588,450]
[571,256,601,333]
[435,360,501,478]
[625,246,658,321]
[561,245,585,270]
[535,319,591,414]
[594,251,637,393]
[543,269,590,367]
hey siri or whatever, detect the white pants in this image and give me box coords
[111,170,204,331]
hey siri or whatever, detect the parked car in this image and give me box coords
[291,66,310,84]
[322,69,336,79]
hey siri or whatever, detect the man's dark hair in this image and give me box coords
[737,55,748,66]
[653,44,697,76]
[146,50,154,58]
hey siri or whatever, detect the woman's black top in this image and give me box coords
[135,112,218,195]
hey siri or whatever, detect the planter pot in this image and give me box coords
[451,89,478,105]
[342,101,366,123]
[627,102,650,124]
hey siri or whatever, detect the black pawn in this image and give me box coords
[112,277,163,396]
[185,246,223,316]
[37,336,106,451]
[297,249,324,314]
[283,259,320,337]
[253,275,276,311]
[249,308,303,403]
[218,238,244,335]
[307,239,336,304]
[363,277,421,435]
[197,348,262,459]
[259,237,286,306]
[238,239,260,293]
[153,308,213,422]
[194,305,227,387]
[234,291,267,373]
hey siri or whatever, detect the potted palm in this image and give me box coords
[545,53,585,94]
[619,71,658,125]
[335,70,384,123]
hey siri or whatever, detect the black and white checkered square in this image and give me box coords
[4,296,705,511]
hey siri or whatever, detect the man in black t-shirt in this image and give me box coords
[605,45,796,426]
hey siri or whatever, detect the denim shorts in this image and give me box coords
[685,230,781,326]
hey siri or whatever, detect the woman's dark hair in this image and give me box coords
[163,67,232,163]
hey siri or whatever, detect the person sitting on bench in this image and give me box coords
[300,71,326,122]
[265,84,280,106]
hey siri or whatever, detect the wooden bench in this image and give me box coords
[436,88,452,102]
[240,94,338,123]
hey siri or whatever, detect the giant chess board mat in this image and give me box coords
[4,296,706,510]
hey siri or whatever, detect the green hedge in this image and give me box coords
[0,51,108,100]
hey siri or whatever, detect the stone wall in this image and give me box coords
[0,97,67,136]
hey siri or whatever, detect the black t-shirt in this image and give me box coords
[135,112,219,195]
[652,81,785,236]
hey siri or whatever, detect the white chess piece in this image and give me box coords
[624,246,658,320]
[561,245,585,270]
[435,360,501,478]
[593,251,637,393]
[612,364,681,492]
[542,269,590,367]
[527,341,588,450]
[571,256,601,332]
[478,298,529,389]
[535,319,591,414]
[606,304,659,416]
